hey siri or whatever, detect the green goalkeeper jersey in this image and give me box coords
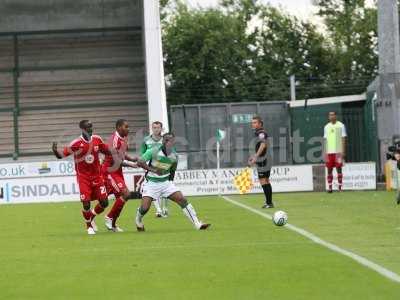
[140,144,178,182]
[140,135,163,155]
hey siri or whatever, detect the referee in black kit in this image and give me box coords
[248,115,274,208]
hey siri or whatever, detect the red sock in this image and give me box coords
[327,174,333,190]
[338,173,343,190]
[107,197,126,226]
[91,203,105,220]
[82,210,94,228]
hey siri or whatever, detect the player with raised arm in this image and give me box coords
[102,119,138,232]
[135,132,211,231]
[140,121,165,217]
[52,120,110,235]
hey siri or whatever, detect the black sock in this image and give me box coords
[178,200,189,209]
[139,206,149,216]
[261,183,273,205]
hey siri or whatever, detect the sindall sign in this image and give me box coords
[0,177,79,204]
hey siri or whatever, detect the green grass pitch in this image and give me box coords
[1,191,400,299]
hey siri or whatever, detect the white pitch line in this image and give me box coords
[221,195,400,284]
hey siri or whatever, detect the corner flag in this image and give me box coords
[216,129,226,142]
[216,129,226,195]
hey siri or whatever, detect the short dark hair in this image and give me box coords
[116,119,128,128]
[163,132,175,139]
[329,111,337,115]
[79,120,90,129]
[152,121,163,128]
[252,115,264,126]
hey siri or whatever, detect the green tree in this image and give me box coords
[163,1,260,104]
[314,0,378,86]
[162,0,378,105]
[163,0,334,103]
[254,6,335,99]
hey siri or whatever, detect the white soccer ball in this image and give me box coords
[273,210,288,226]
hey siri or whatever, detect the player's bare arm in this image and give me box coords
[249,142,267,165]
[52,142,63,159]
[136,159,163,175]
[116,154,139,168]
[125,153,139,162]
[121,160,138,168]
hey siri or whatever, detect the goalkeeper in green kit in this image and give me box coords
[135,132,211,231]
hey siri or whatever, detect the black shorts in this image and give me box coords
[256,160,270,179]
[257,170,270,179]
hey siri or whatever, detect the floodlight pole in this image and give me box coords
[290,75,296,101]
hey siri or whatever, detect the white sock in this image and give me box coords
[182,203,202,229]
[154,199,162,214]
[162,198,168,213]
[136,208,144,226]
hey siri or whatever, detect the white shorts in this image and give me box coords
[142,180,179,200]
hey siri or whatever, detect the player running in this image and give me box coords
[323,111,347,193]
[135,132,211,231]
[52,120,110,235]
[140,121,165,217]
[102,119,138,232]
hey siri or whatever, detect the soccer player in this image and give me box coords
[323,111,347,193]
[135,132,211,231]
[248,116,274,208]
[140,121,165,217]
[102,119,138,232]
[52,120,110,235]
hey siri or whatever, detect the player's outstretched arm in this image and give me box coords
[125,153,139,162]
[122,160,138,168]
[52,142,63,159]
[136,159,162,175]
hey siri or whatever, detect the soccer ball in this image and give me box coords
[273,211,288,226]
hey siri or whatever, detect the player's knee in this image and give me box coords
[100,199,108,208]
[337,168,342,174]
[177,197,188,209]
[121,189,130,200]
[82,202,90,211]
